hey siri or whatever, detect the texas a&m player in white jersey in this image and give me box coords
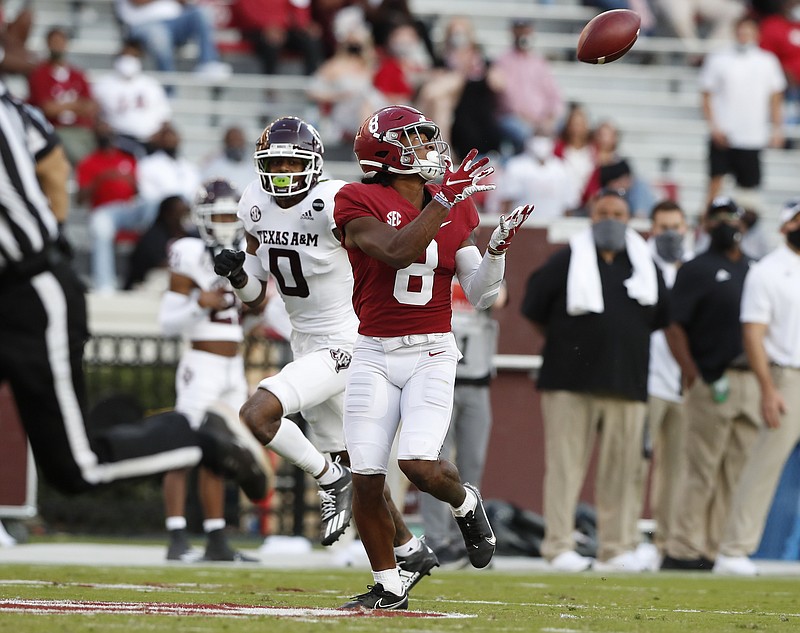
[212,118,437,587]
[158,179,258,562]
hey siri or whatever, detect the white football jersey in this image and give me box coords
[168,237,243,342]
[238,179,359,336]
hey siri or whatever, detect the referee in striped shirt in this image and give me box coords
[0,43,267,499]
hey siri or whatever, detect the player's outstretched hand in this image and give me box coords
[213,248,247,288]
[435,148,495,209]
[488,204,534,255]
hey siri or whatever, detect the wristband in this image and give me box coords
[233,275,262,303]
[486,247,506,258]
[433,191,453,210]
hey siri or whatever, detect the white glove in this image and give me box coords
[488,204,534,255]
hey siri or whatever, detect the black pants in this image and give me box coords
[0,260,201,493]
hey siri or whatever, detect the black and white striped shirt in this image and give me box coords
[0,81,60,274]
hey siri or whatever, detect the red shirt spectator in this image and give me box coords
[760,11,800,84]
[76,134,138,209]
[27,27,95,129]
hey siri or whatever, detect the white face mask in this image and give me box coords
[114,55,142,79]
[528,137,554,161]
[792,6,800,21]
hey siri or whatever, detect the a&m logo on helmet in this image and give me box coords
[386,211,402,227]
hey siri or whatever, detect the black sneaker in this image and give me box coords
[203,529,259,562]
[397,539,439,593]
[660,555,714,571]
[454,483,495,569]
[339,584,408,610]
[166,529,202,562]
[198,403,268,501]
[318,464,353,546]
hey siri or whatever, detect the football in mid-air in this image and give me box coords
[576,9,641,64]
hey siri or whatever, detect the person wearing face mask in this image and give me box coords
[700,15,786,206]
[201,126,257,192]
[710,198,800,575]
[27,27,98,164]
[490,18,564,157]
[630,200,694,570]
[372,22,431,105]
[91,39,171,159]
[521,190,670,573]
[496,135,579,219]
[660,196,762,571]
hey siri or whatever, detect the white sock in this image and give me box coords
[452,486,477,518]
[373,567,404,596]
[268,418,327,476]
[166,516,187,531]
[316,460,343,485]
[394,535,422,558]
[203,518,226,533]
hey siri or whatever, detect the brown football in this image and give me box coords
[576,9,641,65]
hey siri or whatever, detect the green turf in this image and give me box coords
[1,563,799,632]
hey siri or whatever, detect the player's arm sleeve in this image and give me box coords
[159,290,209,337]
[455,245,505,311]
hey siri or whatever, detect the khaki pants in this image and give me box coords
[665,369,761,560]
[643,395,688,553]
[540,391,646,563]
[719,367,800,556]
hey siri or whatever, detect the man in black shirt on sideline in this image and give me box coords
[660,196,760,571]
[522,189,669,572]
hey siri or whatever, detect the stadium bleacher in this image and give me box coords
[16,0,800,247]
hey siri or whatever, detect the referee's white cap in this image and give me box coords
[779,198,800,226]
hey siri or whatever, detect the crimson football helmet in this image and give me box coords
[193,179,244,251]
[254,116,324,197]
[353,105,449,180]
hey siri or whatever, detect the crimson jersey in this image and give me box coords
[334,181,479,337]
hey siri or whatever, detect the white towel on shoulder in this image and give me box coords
[566,226,658,316]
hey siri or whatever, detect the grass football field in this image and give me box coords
[1,561,799,632]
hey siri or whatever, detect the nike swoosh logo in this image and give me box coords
[374,597,405,609]
[429,350,446,357]
[440,221,452,227]
[444,178,471,186]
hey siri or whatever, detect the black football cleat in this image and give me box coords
[318,464,354,546]
[397,539,439,593]
[203,529,259,563]
[454,483,496,569]
[339,584,408,610]
[166,529,202,562]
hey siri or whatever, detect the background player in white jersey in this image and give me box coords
[213,118,436,589]
[334,105,533,610]
[158,179,258,562]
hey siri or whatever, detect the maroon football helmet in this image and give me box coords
[254,116,324,197]
[353,105,449,180]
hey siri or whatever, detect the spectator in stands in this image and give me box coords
[137,121,202,207]
[555,103,596,206]
[417,16,503,160]
[200,125,255,192]
[231,0,325,76]
[307,10,385,146]
[373,21,431,104]
[365,0,436,62]
[92,39,172,158]
[521,189,669,573]
[77,119,148,294]
[655,0,746,52]
[598,158,657,219]
[582,1,657,35]
[638,200,693,564]
[124,195,192,291]
[114,0,232,78]
[0,0,35,75]
[491,18,565,156]
[27,27,97,164]
[713,199,800,576]
[660,196,761,571]
[700,15,786,207]
[578,120,622,213]
[497,135,579,220]
[759,0,800,126]
[739,208,775,259]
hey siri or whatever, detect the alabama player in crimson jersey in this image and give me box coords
[213,117,438,593]
[334,105,533,610]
